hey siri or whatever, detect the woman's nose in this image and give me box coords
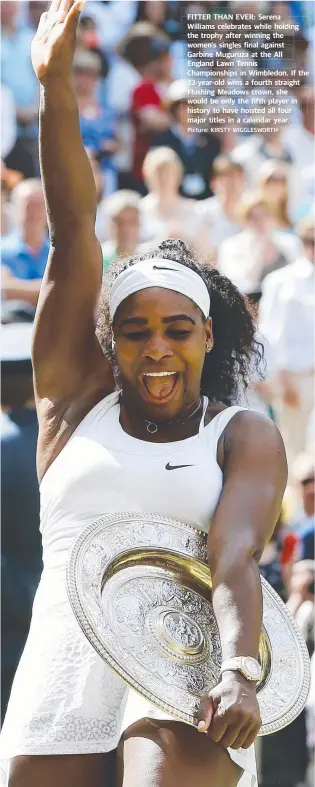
[142,336,173,361]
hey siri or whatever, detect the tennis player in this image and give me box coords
[0,3,287,787]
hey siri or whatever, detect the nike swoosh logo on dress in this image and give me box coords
[165,463,195,470]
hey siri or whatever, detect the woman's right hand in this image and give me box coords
[31,0,85,84]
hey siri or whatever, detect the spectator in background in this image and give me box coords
[292,454,315,562]
[101,190,141,271]
[218,192,296,293]
[258,160,292,232]
[1,1,39,176]
[27,1,49,31]
[259,558,312,787]
[282,87,315,169]
[196,155,244,251]
[135,1,183,47]
[1,83,17,164]
[151,79,221,201]
[231,108,294,186]
[1,82,35,181]
[105,44,140,193]
[287,560,314,655]
[1,181,19,240]
[135,1,172,34]
[306,406,315,455]
[1,179,48,311]
[298,162,315,222]
[119,23,173,193]
[259,215,314,478]
[75,13,110,105]
[73,50,119,196]
[79,0,137,53]
[232,90,314,223]
[135,1,184,77]
[259,512,288,602]
[77,13,104,53]
[85,150,109,245]
[1,323,42,720]
[140,146,211,260]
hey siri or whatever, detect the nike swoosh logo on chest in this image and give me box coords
[165,463,195,471]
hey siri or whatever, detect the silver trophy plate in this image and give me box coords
[66,512,311,736]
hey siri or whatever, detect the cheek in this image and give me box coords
[114,343,140,379]
[183,338,205,374]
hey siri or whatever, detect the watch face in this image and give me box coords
[244,657,261,678]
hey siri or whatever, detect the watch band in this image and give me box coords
[220,656,262,681]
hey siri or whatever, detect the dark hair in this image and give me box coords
[117,22,170,69]
[97,239,264,406]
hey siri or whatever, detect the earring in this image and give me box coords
[111,337,116,352]
[205,343,211,353]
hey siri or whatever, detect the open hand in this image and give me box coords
[31,0,85,84]
[197,673,261,750]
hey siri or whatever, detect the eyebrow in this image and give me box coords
[119,314,196,328]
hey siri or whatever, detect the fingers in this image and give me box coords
[206,703,229,743]
[65,0,85,24]
[205,703,260,749]
[60,0,75,15]
[197,696,214,733]
[37,11,49,32]
[228,722,253,750]
[219,723,244,750]
[49,0,63,13]
[240,724,260,750]
[229,719,260,751]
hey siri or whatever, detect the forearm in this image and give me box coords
[209,549,263,662]
[4,278,41,306]
[39,78,97,237]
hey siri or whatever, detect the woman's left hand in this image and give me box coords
[197,673,261,750]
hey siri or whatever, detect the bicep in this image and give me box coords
[32,222,112,400]
[208,413,287,565]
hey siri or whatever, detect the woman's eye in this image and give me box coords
[124,331,149,340]
[168,330,191,338]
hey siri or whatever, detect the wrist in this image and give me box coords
[41,77,76,106]
[221,670,257,689]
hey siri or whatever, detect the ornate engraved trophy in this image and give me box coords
[67,512,311,735]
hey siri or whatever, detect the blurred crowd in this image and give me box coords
[1,2,314,786]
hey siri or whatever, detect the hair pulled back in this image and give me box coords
[97,238,264,405]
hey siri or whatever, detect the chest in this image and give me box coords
[40,434,223,535]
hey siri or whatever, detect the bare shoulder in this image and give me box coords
[225,409,285,452]
[223,409,288,486]
[208,406,287,481]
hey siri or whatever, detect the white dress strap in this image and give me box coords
[198,396,209,434]
[204,405,247,450]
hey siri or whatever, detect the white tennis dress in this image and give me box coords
[0,392,257,787]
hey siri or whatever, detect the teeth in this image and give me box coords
[143,372,176,377]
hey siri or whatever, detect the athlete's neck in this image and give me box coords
[119,396,204,443]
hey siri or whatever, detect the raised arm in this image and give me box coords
[31,0,114,406]
[198,411,287,749]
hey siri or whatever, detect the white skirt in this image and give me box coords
[0,572,257,786]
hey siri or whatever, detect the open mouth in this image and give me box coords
[141,372,179,402]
